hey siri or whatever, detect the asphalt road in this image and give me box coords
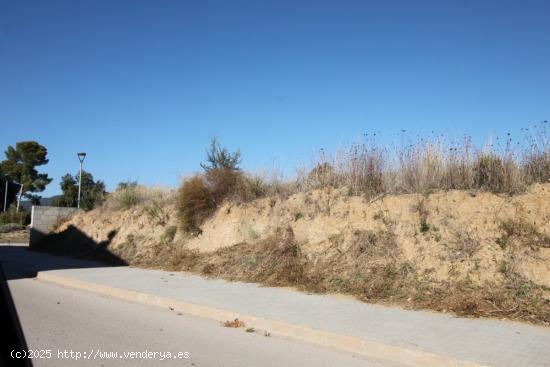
[5,264,394,367]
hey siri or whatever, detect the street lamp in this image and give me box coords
[14,181,23,213]
[77,152,86,209]
[3,176,8,212]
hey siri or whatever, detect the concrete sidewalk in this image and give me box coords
[2,246,549,367]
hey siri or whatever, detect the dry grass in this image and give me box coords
[177,175,216,234]
[524,152,550,183]
[411,198,430,233]
[160,225,177,244]
[153,229,547,325]
[143,200,170,226]
[0,228,28,243]
[523,121,550,183]
[223,318,245,328]
[296,145,385,196]
[42,217,550,326]
[31,126,550,326]
[198,226,307,286]
[103,184,175,211]
[0,208,30,243]
[409,276,550,323]
[231,173,287,202]
[172,124,550,237]
[447,230,481,259]
[499,218,550,249]
[294,123,549,198]
[52,212,76,232]
[308,228,414,300]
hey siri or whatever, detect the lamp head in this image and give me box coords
[77,152,87,163]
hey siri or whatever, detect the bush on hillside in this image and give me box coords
[0,223,25,233]
[205,167,241,204]
[473,154,521,193]
[232,175,270,202]
[177,139,262,234]
[177,175,215,234]
[524,152,550,183]
[102,182,175,212]
[105,181,141,209]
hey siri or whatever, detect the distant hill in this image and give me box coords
[20,195,63,211]
[40,195,63,206]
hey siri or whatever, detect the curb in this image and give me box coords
[37,271,488,367]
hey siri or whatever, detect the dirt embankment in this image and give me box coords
[51,184,550,325]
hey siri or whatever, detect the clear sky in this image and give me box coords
[1,0,549,197]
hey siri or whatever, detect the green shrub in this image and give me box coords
[0,223,25,233]
[200,137,241,172]
[420,219,430,233]
[52,171,106,211]
[0,208,29,226]
[160,225,177,244]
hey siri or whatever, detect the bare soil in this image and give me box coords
[47,184,550,325]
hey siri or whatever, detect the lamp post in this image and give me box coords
[15,182,23,213]
[77,152,87,209]
[3,177,7,212]
[2,177,23,212]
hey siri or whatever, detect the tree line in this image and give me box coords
[0,141,105,217]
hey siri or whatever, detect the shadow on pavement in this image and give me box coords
[1,225,127,281]
[0,265,32,366]
[0,225,128,365]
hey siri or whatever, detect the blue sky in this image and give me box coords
[1,0,549,197]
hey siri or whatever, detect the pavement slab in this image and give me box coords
[2,244,549,367]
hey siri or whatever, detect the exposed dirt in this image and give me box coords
[49,184,550,325]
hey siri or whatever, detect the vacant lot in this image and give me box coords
[37,182,550,326]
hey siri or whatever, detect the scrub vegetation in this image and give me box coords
[37,124,550,326]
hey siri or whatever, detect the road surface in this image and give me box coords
[5,262,394,367]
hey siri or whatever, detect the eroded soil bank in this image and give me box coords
[39,184,550,325]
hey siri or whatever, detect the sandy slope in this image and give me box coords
[58,184,550,290]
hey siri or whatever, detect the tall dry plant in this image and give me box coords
[523,121,550,183]
[297,124,548,198]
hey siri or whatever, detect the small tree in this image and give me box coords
[0,141,52,204]
[200,137,242,172]
[53,171,106,210]
[177,138,244,234]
